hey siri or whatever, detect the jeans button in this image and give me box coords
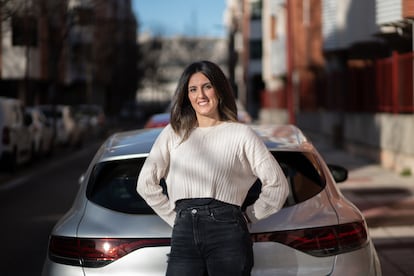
[191,209,197,214]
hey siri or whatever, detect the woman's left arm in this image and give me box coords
[243,128,289,223]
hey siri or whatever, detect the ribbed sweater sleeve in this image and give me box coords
[241,128,289,222]
[136,125,176,226]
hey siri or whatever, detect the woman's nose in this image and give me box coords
[197,88,207,97]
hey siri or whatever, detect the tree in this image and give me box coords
[0,0,21,23]
[1,0,138,115]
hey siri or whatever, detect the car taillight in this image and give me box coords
[2,127,10,144]
[144,121,169,128]
[251,221,368,257]
[48,236,171,267]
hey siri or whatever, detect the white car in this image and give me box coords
[38,105,84,148]
[42,124,381,276]
[0,97,32,171]
[73,104,106,138]
[25,107,55,157]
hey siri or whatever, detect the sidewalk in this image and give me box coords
[310,134,414,275]
[312,137,414,235]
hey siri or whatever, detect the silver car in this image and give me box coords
[42,124,382,276]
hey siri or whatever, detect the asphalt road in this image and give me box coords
[0,143,101,276]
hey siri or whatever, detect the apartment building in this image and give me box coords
[226,0,414,172]
[227,0,324,123]
[261,0,324,124]
[0,0,53,103]
[225,0,263,120]
[0,0,137,115]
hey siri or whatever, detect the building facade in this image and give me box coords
[225,0,414,173]
[0,0,137,115]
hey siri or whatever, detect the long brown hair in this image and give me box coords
[170,60,237,141]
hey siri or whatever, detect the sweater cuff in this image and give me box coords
[245,205,259,224]
[165,211,177,228]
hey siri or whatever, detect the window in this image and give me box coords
[87,151,325,215]
[250,0,262,20]
[86,159,167,214]
[12,16,38,46]
[242,151,325,210]
[72,6,94,26]
[249,40,262,59]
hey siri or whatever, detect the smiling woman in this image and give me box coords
[137,60,289,276]
[133,0,227,37]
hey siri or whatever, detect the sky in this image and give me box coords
[132,0,227,38]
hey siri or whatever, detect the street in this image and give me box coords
[0,142,101,276]
[0,128,413,275]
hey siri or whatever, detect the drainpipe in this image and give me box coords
[412,21,414,112]
[286,0,295,124]
[392,51,399,114]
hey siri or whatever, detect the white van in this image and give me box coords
[0,97,33,171]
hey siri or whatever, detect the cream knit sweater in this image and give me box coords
[137,122,289,227]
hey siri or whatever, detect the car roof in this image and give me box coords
[97,124,312,163]
[98,128,163,161]
[151,113,170,121]
[250,124,310,150]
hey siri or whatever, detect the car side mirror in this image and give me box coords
[328,164,348,183]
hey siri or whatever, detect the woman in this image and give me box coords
[137,60,289,276]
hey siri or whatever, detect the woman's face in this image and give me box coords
[188,72,220,122]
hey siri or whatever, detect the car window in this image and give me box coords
[86,158,166,214]
[242,151,325,210]
[87,151,325,215]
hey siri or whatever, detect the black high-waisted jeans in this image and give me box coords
[166,198,253,276]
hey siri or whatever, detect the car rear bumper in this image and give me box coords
[42,242,380,276]
[331,241,381,276]
[42,257,84,276]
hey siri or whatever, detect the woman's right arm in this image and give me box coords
[136,125,176,227]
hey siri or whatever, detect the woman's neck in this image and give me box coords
[196,116,222,128]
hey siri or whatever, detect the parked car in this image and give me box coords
[143,112,171,128]
[38,105,84,148]
[73,104,106,138]
[25,107,55,158]
[0,97,32,171]
[236,100,252,123]
[42,124,381,276]
[119,101,145,122]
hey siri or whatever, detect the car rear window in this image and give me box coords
[86,151,325,214]
[242,151,326,209]
[86,158,166,214]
